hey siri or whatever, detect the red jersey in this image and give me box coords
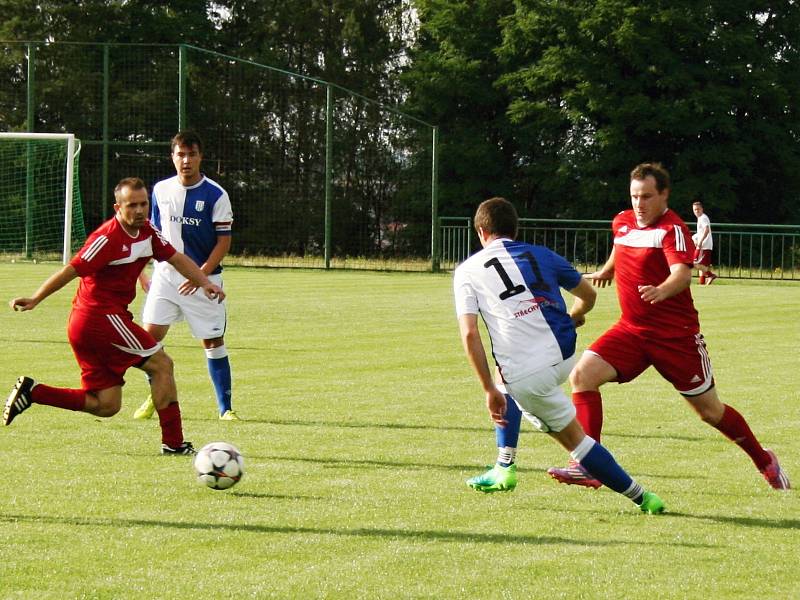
[69,216,176,314]
[612,208,699,338]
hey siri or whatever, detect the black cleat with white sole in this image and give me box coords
[4,376,35,426]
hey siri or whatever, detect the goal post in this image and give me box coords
[0,132,86,264]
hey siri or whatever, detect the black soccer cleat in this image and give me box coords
[161,441,197,455]
[4,376,35,426]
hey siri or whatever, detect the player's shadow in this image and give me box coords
[663,511,800,530]
[0,513,716,548]
[207,417,502,434]
[242,453,549,474]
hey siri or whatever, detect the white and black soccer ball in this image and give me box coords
[193,442,244,490]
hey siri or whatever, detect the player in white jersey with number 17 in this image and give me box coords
[134,131,239,421]
[453,197,665,514]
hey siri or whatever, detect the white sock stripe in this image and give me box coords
[205,345,228,360]
[569,436,596,462]
[106,314,144,350]
[622,481,644,500]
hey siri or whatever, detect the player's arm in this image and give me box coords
[9,264,79,312]
[458,313,507,426]
[567,276,597,328]
[199,227,232,275]
[637,262,692,304]
[166,252,226,303]
[586,247,616,288]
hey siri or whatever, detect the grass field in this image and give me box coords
[0,263,798,599]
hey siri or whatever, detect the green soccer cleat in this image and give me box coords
[466,463,517,493]
[133,395,155,420]
[639,491,665,515]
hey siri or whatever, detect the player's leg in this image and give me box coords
[203,336,236,420]
[139,348,194,455]
[655,332,788,489]
[548,326,649,486]
[183,277,236,419]
[467,387,522,493]
[3,376,87,425]
[136,271,181,420]
[549,420,664,514]
[685,388,789,489]
[133,323,171,420]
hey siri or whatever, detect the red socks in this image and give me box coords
[713,404,771,470]
[157,402,185,448]
[30,384,86,411]
[573,391,603,441]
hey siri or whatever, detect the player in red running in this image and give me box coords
[547,163,789,491]
[4,177,225,455]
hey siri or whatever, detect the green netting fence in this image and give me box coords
[0,42,439,270]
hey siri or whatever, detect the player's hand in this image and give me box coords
[571,313,586,328]
[692,249,701,263]
[201,284,226,304]
[178,280,198,295]
[486,387,508,427]
[139,276,151,293]
[585,270,614,288]
[9,297,38,312]
[637,284,667,304]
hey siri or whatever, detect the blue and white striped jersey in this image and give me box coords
[150,175,232,276]
[453,238,582,383]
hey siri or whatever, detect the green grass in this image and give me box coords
[0,264,798,599]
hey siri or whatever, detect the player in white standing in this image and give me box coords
[454,197,665,513]
[133,131,238,421]
[691,200,717,285]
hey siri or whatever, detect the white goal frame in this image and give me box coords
[0,132,81,263]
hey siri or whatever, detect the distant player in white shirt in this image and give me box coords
[134,131,238,421]
[691,200,717,285]
[453,197,664,513]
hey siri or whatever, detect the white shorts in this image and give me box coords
[505,355,576,433]
[142,269,227,340]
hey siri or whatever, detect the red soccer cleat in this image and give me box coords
[547,460,602,489]
[761,449,790,490]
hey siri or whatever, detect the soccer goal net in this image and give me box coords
[0,132,86,263]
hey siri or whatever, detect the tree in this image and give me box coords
[498,0,800,222]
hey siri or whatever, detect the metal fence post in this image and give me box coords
[178,45,187,130]
[324,84,333,269]
[25,43,36,259]
[430,126,440,272]
[102,44,110,209]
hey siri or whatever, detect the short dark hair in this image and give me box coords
[171,130,204,154]
[692,200,703,207]
[114,176,147,199]
[474,197,518,239]
[630,162,671,192]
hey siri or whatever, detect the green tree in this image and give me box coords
[498,0,800,222]
[402,0,517,218]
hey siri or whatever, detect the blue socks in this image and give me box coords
[496,393,522,466]
[205,345,232,414]
[571,436,644,502]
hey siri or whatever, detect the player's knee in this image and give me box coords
[142,350,174,376]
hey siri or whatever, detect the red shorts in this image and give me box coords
[693,248,713,267]
[588,321,714,396]
[67,309,161,392]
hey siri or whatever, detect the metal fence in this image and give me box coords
[0,41,438,270]
[440,217,800,280]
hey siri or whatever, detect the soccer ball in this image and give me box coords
[193,442,244,490]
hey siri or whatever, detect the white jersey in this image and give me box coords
[693,213,713,250]
[453,238,582,384]
[150,175,233,280]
